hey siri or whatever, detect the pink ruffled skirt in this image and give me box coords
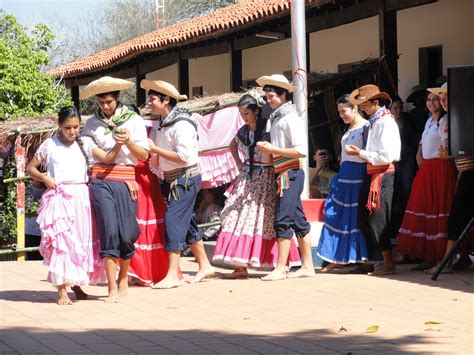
[213,168,301,268]
[37,184,105,287]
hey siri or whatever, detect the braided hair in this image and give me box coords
[58,106,91,175]
[237,93,267,177]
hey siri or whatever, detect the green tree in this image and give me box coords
[0,11,72,121]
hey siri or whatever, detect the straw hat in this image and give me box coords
[256,74,295,93]
[79,76,134,100]
[140,79,188,101]
[349,84,392,106]
[427,82,448,96]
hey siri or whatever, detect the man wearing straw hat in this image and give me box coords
[80,76,149,302]
[141,79,215,289]
[346,84,401,276]
[255,74,315,281]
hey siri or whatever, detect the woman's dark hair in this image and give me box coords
[238,94,267,177]
[336,94,362,116]
[262,85,292,101]
[148,89,177,108]
[336,94,355,108]
[57,106,90,175]
[58,106,81,124]
[96,91,120,99]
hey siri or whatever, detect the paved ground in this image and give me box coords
[0,259,472,354]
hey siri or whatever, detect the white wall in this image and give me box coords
[145,64,178,88]
[188,53,230,95]
[397,0,474,100]
[143,0,473,101]
[242,39,292,83]
[309,16,379,73]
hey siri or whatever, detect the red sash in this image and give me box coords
[366,163,395,213]
[91,164,139,201]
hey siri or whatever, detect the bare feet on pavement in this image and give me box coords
[57,288,73,305]
[191,267,216,283]
[261,268,286,281]
[320,263,344,273]
[118,279,128,298]
[152,275,182,289]
[104,289,120,303]
[223,267,249,279]
[288,267,316,278]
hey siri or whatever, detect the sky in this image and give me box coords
[1,0,103,27]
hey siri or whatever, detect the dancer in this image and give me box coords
[397,87,457,270]
[141,79,215,289]
[346,84,401,276]
[128,117,169,286]
[317,95,370,272]
[27,106,105,305]
[213,92,301,278]
[256,74,315,281]
[80,76,149,302]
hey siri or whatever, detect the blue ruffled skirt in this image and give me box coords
[317,161,369,264]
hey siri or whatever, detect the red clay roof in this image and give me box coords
[52,0,328,78]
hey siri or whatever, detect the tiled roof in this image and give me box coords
[52,0,327,78]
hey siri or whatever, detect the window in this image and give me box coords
[419,45,443,87]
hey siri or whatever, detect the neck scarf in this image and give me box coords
[368,106,388,127]
[96,103,136,133]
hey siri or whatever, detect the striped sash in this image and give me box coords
[273,155,302,197]
[366,163,395,213]
[91,164,139,201]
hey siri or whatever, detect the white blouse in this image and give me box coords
[340,121,368,164]
[81,111,149,166]
[421,113,448,159]
[35,136,90,184]
[359,109,401,165]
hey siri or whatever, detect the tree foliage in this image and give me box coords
[51,0,236,66]
[0,11,72,121]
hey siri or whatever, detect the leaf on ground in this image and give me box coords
[424,328,441,332]
[339,326,348,333]
[424,321,443,325]
[365,325,379,333]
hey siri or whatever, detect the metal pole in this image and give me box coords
[291,0,309,199]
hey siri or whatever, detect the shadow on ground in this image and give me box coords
[0,325,435,354]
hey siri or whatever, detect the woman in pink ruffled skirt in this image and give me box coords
[213,92,301,278]
[27,107,105,305]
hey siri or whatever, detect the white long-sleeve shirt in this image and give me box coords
[269,102,307,157]
[153,107,199,172]
[359,108,401,165]
[81,108,149,165]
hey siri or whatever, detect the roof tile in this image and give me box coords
[52,0,326,78]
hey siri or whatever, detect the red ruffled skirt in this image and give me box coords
[397,158,457,263]
[128,160,169,285]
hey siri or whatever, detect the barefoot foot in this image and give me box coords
[118,279,128,298]
[320,263,344,273]
[288,267,316,278]
[57,288,73,305]
[191,267,216,283]
[152,275,182,289]
[104,289,120,303]
[71,286,88,300]
[223,267,248,279]
[261,268,287,281]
